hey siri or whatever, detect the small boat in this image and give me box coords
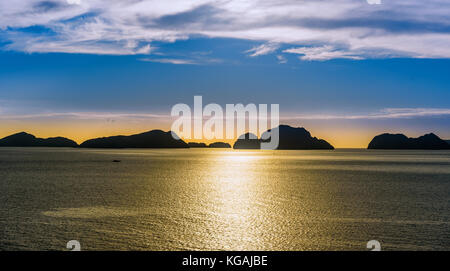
[112,160,121,163]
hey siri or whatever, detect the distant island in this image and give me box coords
[368,133,450,150]
[2,128,448,150]
[80,130,188,148]
[0,132,77,147]
[208,142,231,148]
[188,142,208,148]
[0,126,335,150]
[188,142,231,148]
[0,130,231,149]
[233,125,334,150]
[233,133,262,149]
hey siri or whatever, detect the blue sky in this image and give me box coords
[0,0,450,147]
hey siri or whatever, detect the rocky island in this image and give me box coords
[233,125,334,150]
[208,142,231,148]
[368,133,450,149]
[0,132,78,147]
[80,130,188,148]
[233,133,262,149]
[188,142,208,148]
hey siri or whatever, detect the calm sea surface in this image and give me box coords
[0,147,449,251]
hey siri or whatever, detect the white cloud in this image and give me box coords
[1,1,450,59]
[245,43,279,57]
[284,46,362,61]
[285,108,450,120]
[276,54,287,63]
[140,58,196,65]
[2,108,449,122]
[135,44,152,55]
[67,0,81,5]
[0,111,168,120]
[367,0,381,5]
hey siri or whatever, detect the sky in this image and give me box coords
[1,0,450,147]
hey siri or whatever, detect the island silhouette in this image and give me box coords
[233,125,334,150]
[208,142,231,148]
[0,132,77,147]
[1,126,449,150]
[368,133,450,150]
[79,130,188,148]
[188,142,232,148]
[188,142,208,148]
[233,132,263,149]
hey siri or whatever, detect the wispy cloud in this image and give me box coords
[367,0,382,5]
[245,43,279,57]
[139,58,197,65]
[2,1,450,60]
[284,108,450,120]
[2,108,450,121]
[67,0,81,5]
[276,54,287,63]
[0,111,169,120]
[283,46,362,61]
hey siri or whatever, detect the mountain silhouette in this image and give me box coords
[233,125,334,150]
[368,133,450,149]
[0,132,78,147]
[262,125,334,150]
[233,133,261,149]
[188,142,208,148]
[80,130,188,148]
[208,142,231,148]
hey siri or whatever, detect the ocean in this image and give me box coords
[0,148,449,251]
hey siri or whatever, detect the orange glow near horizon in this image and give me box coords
[0,119,171,145]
